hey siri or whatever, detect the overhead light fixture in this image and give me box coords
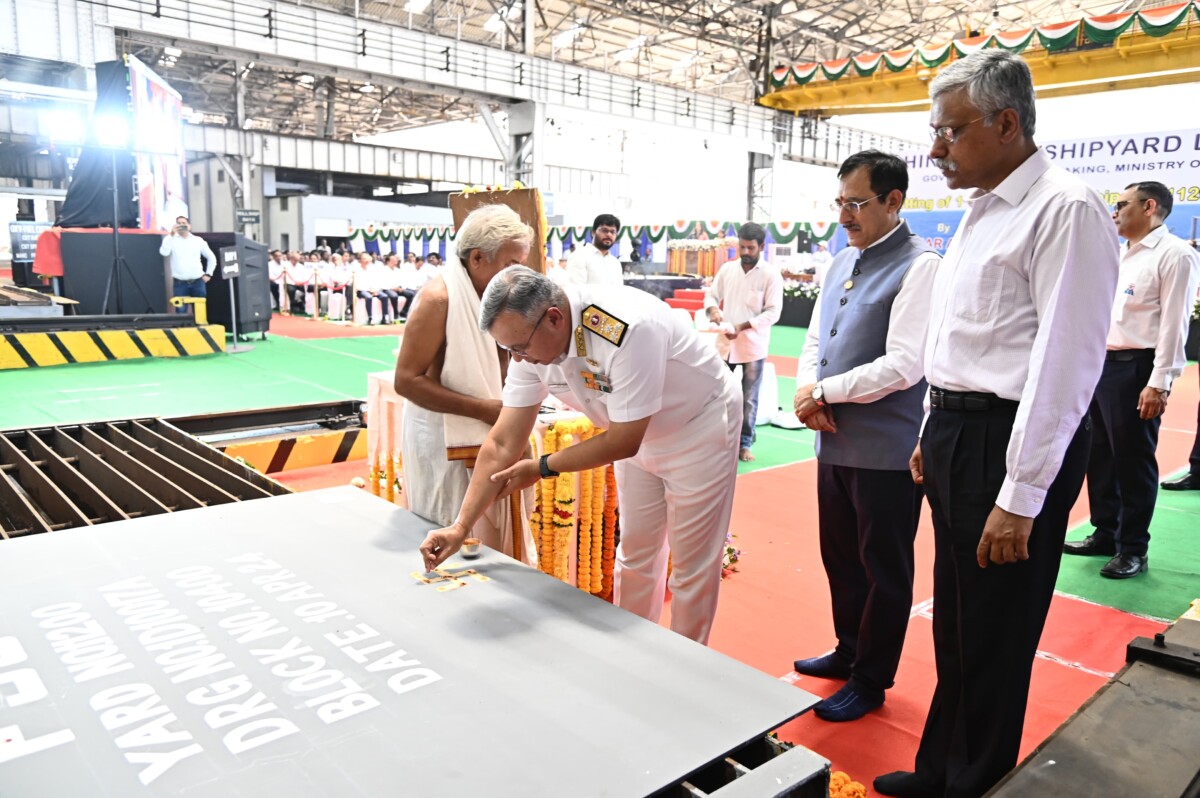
[404,0,432,12]
[614,34,646,62]
[483,13,504,32]
[359,83,376,93]
[298,74,315,84]
[552,25,583,50]
[164,46,182,57]
[672,52,700,74]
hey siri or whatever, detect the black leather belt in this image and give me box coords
[1105,348,1154,362]
[929,386,1019,412]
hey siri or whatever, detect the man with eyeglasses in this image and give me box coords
[1063,182,1199,577]
[393,204,537,566]
[874,51,1119,798]
[417,265,742,645]
[566,213,624,286]
[791,150,939,723]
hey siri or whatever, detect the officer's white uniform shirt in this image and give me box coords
[502,285,734,446]
[566,243,623,286]
[1107,225,1200,391]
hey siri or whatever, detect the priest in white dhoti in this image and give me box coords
[393,204,537,565]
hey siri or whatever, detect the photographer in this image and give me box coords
[159,216,216,314]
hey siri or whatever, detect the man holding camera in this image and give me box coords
[159,216,216,313]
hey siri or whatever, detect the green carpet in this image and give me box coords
[0,335,399,429]
[1057,478,1200,621]
[737,372,818,475]
[769,325,809,358]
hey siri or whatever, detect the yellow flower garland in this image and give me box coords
[602,464,618,601]
[552,431,575,582]
[591,462,605,594]
[528,419,620,593]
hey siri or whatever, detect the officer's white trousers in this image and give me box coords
[613,381,741,645]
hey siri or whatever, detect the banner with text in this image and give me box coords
[901,127,1200,253]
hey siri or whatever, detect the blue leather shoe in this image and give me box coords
[812,682,884,722]
[792,652,851,680]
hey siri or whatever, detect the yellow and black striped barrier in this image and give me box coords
[0,325,226,370]
[222,428,367,474]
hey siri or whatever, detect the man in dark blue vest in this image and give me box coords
[792,149,940,722]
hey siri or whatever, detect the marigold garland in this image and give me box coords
[576,428,594,593]
[552,431,575,582]
[602,464,619,601]
[829,771,867,798]
[529,420,621,594]
[590,459,605,594]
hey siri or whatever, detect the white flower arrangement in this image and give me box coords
[783,279,821,300]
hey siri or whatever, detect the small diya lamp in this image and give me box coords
[461,537,482,559]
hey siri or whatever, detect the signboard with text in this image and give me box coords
[900,127,1200,253]
[0,488,816,796]
[8,221,51,262]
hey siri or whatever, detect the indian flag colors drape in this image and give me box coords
[764,0,1200,88]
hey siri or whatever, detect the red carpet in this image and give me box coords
[277,363,1196,794]
[269,312,406,339]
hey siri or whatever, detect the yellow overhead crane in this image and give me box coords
[759,25,1200,116]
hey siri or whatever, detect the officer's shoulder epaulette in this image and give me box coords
[580,304,629,347]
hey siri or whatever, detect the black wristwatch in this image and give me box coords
[539,454,560,478]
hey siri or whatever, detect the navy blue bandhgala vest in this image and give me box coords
[815,221,932,471]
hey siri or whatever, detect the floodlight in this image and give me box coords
[405,0,433,12]
[483,13,504,32]
[93,113,130,148]
[164,46,182,57]
[43,107,85,143]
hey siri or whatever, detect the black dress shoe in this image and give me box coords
[1162,472,1200,491]
[1063,534,1116,557]
[1100,553,1147,579]
[874,770,942,798]
[792,651,852,680]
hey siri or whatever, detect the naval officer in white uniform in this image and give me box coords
[419,265,742,644]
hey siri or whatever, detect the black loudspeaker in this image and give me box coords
[59,231,168,315]
[198,233,270,337]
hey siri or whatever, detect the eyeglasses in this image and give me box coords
[929,115,991,144]
[1111,198,1148,213]
[496,308,549,355]
[830,194,882,214]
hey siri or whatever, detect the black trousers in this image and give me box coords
[914,405,1090,798]
[1190,366,1200,475]
[399,288,417,317]
[817,463,921,692]
[1086,355,1160,556]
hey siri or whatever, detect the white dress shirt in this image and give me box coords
[703,259,784,364]
[1108,225,1200,392]
[397,261,421,291]
[566,243,623,286]
[503,285,732,446]
[411,263,438,290]
[159,233,216,280]
[923,148,1120,518]
[798,224,940,403]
